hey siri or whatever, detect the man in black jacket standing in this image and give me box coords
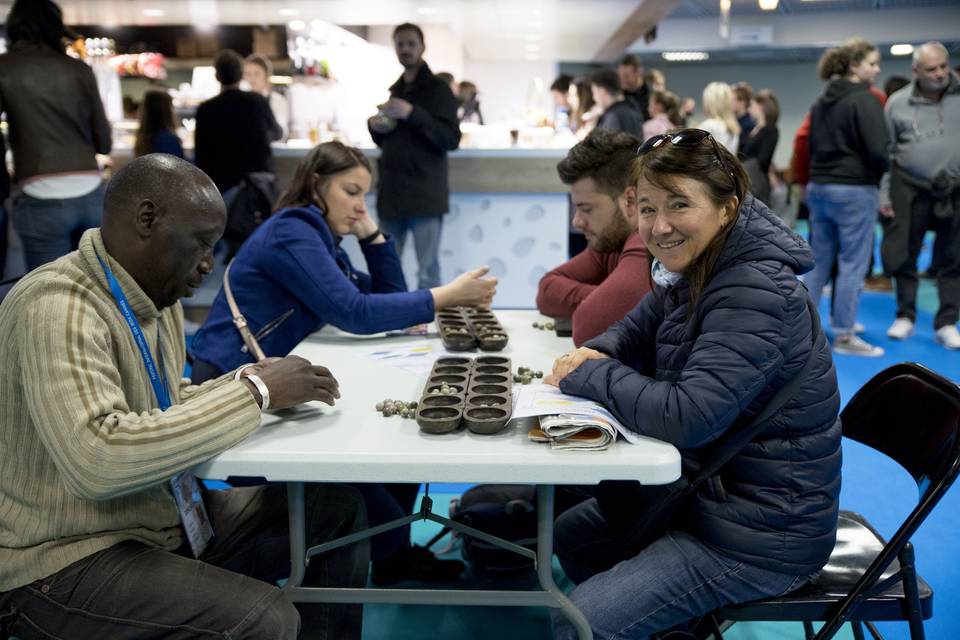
[195,49,282,194]
[368,23,461,289]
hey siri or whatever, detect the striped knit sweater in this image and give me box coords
[0,229,262,591]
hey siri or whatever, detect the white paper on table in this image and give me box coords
[512,383,641,444]
[362,340,459,376]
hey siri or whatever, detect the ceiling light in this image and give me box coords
[418,6,438,15]
[278,8,299,17]
[758,0,779,9]
[288,20,306,31]
[525,54,540,61]
[890,44,914,56]
[661,51,710,62]
[142,8,164,17]
[525,43,540,52]
[528,21,544,29]
[526,33,541,41]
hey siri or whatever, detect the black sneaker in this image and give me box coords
[371,545,466,586]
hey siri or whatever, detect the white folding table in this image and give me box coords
[195,310,681,640]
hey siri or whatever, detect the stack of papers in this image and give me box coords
[513,385,640,451]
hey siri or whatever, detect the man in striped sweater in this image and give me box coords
[0,154,368,639]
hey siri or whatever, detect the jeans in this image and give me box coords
[0,484,369,640]
[11,183,105,271]
[804,182,878,334]
[881,169,960,329]
[379,215,443,289]
[552,498,809,640]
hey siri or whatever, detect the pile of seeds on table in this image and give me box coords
[513,366,543,385]
[531,321,555,331]
[375,399,418,419]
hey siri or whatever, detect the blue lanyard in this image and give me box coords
[98,256,171,410]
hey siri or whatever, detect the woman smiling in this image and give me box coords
[548,130,842,640]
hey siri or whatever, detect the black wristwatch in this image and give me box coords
[358,228,382,245]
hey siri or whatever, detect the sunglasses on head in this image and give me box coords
[637,128,740,195]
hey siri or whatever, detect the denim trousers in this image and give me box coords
[804,182,879,333]
[552,498,809,640]
[11,183,105,271]
[379,215,444,289]
[0,484,370,640]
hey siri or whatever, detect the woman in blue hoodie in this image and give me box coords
[548,130,841,640]
[190,141,495,584]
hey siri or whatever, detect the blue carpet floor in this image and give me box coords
[362,288,960,639]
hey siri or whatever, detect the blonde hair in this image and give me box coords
[701,82,741,137]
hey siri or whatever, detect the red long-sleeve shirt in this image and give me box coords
[536,231,651,346]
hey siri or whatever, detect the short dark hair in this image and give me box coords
[393,22,425,44]
[550,74,573,93]
[619,54,642,69]
[589,69,621,95]
[214,49,244,86]
[884,75,910,97]
[556,128,640,198]
[245,53,272,76]
[6,0,73,53]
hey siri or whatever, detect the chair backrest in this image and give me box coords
[840,362,960,503]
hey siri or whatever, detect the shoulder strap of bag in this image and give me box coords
[223,260,267,362]
[687,297,822,491]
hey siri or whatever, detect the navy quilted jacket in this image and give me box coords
[560,195,842,574]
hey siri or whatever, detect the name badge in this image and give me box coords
[170,471,215,558]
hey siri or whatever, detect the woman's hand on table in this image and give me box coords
[431,266,497,309]
[544,347,609,386]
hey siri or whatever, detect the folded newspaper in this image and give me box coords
[529,414,619,451]
[513,385,640,451]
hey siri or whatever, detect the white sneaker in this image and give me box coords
[887,318,915,340]
[935,325,960,350]
[834,334,885,357]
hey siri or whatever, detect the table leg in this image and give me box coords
[285,481,306,590]
[536,485,593,640]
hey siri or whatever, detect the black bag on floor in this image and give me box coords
[451,484,538,573]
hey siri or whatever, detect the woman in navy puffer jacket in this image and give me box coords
[549,130,841,640]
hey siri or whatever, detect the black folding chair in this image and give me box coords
[716,362,960,640]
